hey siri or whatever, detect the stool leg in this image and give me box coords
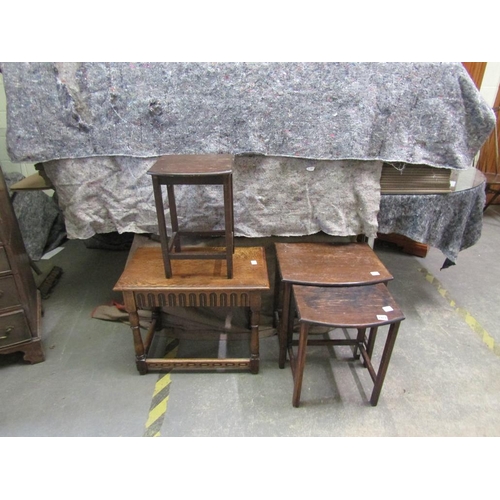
[279,282,291,368]
[287,288,296,350]
[370,322,400,406]
[228,173,235,253]
[152,177,173,278]
[166,184,181,252]
[293,321,310,407]
[273,265,282,329]
[223,176,234,278]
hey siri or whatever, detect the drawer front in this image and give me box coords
[0,276,21,310]
[0,310,31,347]
[0,247,10,274]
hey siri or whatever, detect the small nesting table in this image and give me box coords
[291,283,405,407]
[148,154,235,278]
[113,245,269,374]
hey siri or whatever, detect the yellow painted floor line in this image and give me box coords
[143,338,179,437]
[418,267,500,357]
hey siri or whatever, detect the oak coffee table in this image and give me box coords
[114,245,270,374]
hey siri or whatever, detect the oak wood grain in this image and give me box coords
[275,242,393,286]
[293,283,405,328]
[114,246,269,291]
[147,154,234,176]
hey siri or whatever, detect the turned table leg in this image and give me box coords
[123,291,148,375]
[249,292,261,374]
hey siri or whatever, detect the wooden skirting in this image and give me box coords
[376,233,429,258]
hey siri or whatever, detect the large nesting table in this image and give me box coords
[113,245,270,374]
[274,242,394,369]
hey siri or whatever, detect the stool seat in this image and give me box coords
[274,242,393,368]
[291,283,405,407]
[148,154,235,279]
[148,154,234,177]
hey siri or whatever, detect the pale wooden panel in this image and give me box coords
[476,84,500,205]
[477,85,500,175]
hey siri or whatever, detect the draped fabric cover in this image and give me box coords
[1,62,494,168]
[43,156,382,240]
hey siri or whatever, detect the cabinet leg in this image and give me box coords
[0,339,45,364]
[22,341,45,364]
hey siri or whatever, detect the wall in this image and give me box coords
[1,63,500,176]
[481,63,500,106]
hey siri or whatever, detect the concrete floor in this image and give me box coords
[1,207,500,438]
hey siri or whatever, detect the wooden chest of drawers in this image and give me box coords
[0,167,44,364]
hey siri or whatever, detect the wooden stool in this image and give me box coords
[148,154,235,278]
[274,242,393,369]
[291,283,405,407]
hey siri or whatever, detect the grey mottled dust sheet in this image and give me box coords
[43,155,382,240]
[2,62,494,168]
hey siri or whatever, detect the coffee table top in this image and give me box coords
[114,246,269,291]
[275,242,393,286]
